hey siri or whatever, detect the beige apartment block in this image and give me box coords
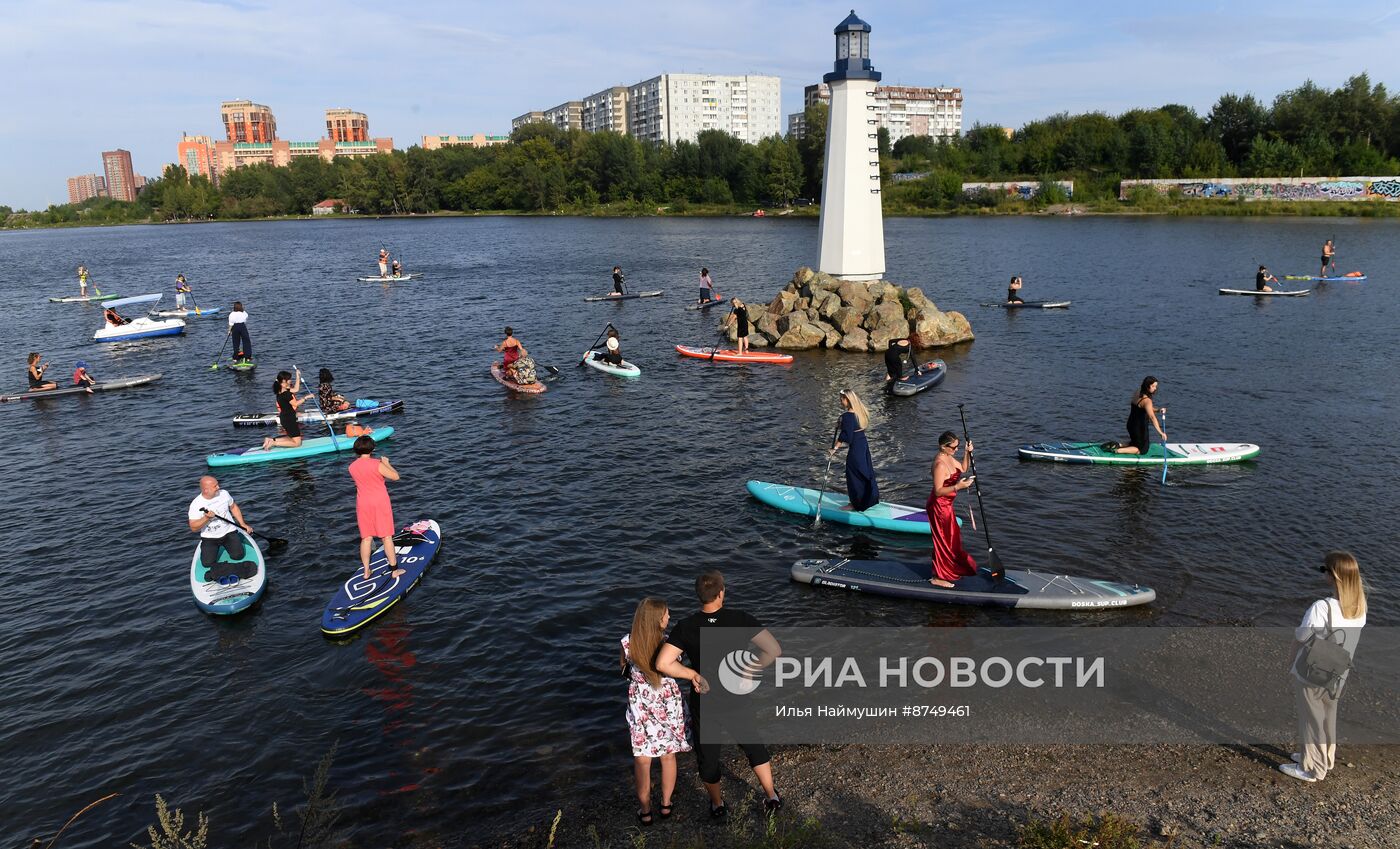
[421,133,510,150]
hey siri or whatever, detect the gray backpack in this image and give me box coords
[1296,600,1354,698]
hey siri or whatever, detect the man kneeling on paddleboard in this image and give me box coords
[188,475,255,575]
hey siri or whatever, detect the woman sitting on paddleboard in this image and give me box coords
[598,336,624,366]
[884,336,914,384]
[1110,376,1166,455]
[831,390,879,511]
[317,368,351,413]
[350,435,402,581]
[725,298,752,355]
[928,431,978,587]
[1007,275,1024,304]
[27,353,56,391]
[261,369,312,451]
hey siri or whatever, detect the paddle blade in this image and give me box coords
[986,548,1005,580]
[264,537,289,554]
[544,364,561,375]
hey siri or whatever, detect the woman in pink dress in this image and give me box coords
[927,430,979,587]
[349,434,401,580]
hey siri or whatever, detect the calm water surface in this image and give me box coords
[1,215,1396,846]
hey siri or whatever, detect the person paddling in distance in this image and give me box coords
[378,248,390,279]
[1256,265,1279,293]
[495,326,529,381]
[620,597,691,827]
[77,264,90,297]
[228,301,253,364]
[928,431,979,587]
[175,274,190,311]
[349,435,402,581]
[698,267,718,304]
[597,336,624,366]
[72,360,96,393]
[317,368,351,413]
[188,475,254,573]
[724,297,752,355]
[884,335,915,385]
[612,266,627,296]
[831,389,879,511]
[1281,551,1367,783]
[260,369,313,452]
[1007,275,1025,304]
[1320,239,1336,278]
[1109,376,1166,455]
[391,259,403,279]
[26,353,56,391]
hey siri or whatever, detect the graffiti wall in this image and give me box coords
[961,180,1074,199]
[1119,177,1400,201]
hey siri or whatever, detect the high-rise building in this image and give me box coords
[325,108,369,142]
[582,86,629,134]
[421,133,511,150]
[211,137,394,175]
[177,134,219,184]
[221,100,277,143]
[511,111,546,131]
[542,101,583,132]
[102,149,138,202]
[66,173,106,204]
[628,73,781,145]
[789,81,962,142]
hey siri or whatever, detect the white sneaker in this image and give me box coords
[1290,753,1302,764]
[1279,763,1318,782]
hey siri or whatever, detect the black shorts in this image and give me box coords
[690,695,771,783]
[1321,256,1329,266]
[280,413,301,439]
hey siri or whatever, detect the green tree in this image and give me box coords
[795,102,828,199]
[1207,93,1267,163]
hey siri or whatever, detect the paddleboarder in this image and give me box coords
[72,360,96,393]
[1007,275,1024,304]
[187,475,253,571]
[495,326,537,384]
[260,369,312,451]
[620,597,691,827]
[698,267,717,304]
[884,335,914,384]
[26,353,56,391]
[831,389,879,511]
[612,266,627,296]
[317,368,351,413]
[391,259,403,278]
[928,431,978,587]
[349,435,402,581]
[1320,239,1336,278]
[77,265,90,297]
[228,301,252,364]
[1256,266,1279,293]
[175,274,190,310]
[378,249,390,278]
[724,298,752,355]
[1111,376,1166,455]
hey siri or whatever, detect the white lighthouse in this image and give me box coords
[816,10,884,282]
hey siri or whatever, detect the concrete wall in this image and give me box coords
[1120,177,1400,201]
[963,180,1073,200]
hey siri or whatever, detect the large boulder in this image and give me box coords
[869,319,912,352]
[838,327,871,352]
[776,320,828,350]
[795,267,815,287]
[817,290,843,320]
[863,299,906,333]
[776,312,805,335]
[755,312,780,342]
[769,290,797,315]
[810,271,841,292]
[867,280,893,302]
[910,309,975,348]
[823,326,842,348]
[905,286,937,316]
[836,280,873,312]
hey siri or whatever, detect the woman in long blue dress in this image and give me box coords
[830,389,879,511]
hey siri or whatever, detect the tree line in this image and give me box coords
[4,73,1397,227]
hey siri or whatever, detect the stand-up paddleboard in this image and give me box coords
[675,345,794,364]
[321,520,442,636]
[686,296,727,311]
[357,274,419,282]
[206,426,393,467]
[1,373,161,403]
[982,301,1072,309]
[227,360,256,372]
[1018,441,1260,465]
[581,351,641,378]
[490,363,546,394]
[1219,288,1309,297]
[233,399,403,427]
[189,529,266,614]
[746,480,954,535]
[584,290,664,302]
[890,360,946,397]
[1284,273,1366,281]
[790,559,1156,610]
[49,293,120,303]
[151,307,222,318]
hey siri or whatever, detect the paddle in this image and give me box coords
[297,365,341,452]
[580,324,614,366]
[813,419,844,526]
[956,404,1004,580]
[1159,409,1169,486]
[205,508,288,553]
[209,332,231,371]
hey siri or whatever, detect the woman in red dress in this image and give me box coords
[927,430,978,587]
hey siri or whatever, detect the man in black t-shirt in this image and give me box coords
[657,569,783,818]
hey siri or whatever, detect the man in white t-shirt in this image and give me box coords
[188,475,253,571]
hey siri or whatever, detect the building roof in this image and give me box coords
[834,10,871,33]
[313,199,345,208]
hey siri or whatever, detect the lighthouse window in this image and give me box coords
[837,33,849,59]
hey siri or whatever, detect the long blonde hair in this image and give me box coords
[841,389,869,430]
[1324,551,1367,620]
[627,597,669,688]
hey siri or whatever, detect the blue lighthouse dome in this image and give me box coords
[834,10,871,33]
[824,10,880,84]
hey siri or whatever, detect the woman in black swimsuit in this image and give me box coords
[1112,376,1166,455]
[726,298,751,354]
[261,369,311,451]
[884,336,913,385]
[27,353,56,391]
[1007,275,1024,304]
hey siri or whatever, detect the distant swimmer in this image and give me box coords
[1256,265,1278,293]
[1321,239,1336,278]
[27,352,56,391]
[1007,275,1024,304]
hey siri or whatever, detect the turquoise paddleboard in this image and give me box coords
[207,426,394,467]
[746,480,961,535]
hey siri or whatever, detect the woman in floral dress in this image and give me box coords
[620,597,691,826]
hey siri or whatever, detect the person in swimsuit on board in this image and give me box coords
[27,353,56,391]
[724,298,752,355]
[612,266,627,296]
[1256,266,1278,293]
[1109,376,1167,455]
[1007,275,1024,304]
[1320,239,1336,278]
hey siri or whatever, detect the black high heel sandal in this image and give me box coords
[659,803,674,819]
[637,809,654,827]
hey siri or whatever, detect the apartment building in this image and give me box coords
[629,74,781,144]
[788,82,963,142]
[542,101,583,131]
[66,173,106,204]
[221,100,277,143]
[421,133,511,150]
[511,111,546,131]
[325,108,370,142]
[177,134,219,183]
[102,149,138,202]
[582,86,629,134]
[210,138,394,174]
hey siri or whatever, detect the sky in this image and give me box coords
[6,0,1400,209]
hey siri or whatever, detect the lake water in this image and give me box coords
[2,215,1395,846]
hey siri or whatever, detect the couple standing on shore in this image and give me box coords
[620,570,782,826]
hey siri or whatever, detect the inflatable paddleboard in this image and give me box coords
[890,360,946,397]
[746,480,950,535]
[206,426,393,467]
[189,528,266,614]
[151,307,221,318]
[490,363,547,394]
[227,360,256,372]
[1017,441,1260,465]
[675,345,794,364]
[0,373,161,403]
[584,290,664,302]
[232,398,404,427]
[357,274,419,282]
[1284,273,1365,281]
[1219,288,1309,296]
[581,350,641,378]
[791,559,1156,610]
[982,301,1072,309]
[686,296,727,311]
[321,520,442,636]
[49,293,120,303]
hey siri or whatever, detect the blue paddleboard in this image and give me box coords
[320,520,442,636]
